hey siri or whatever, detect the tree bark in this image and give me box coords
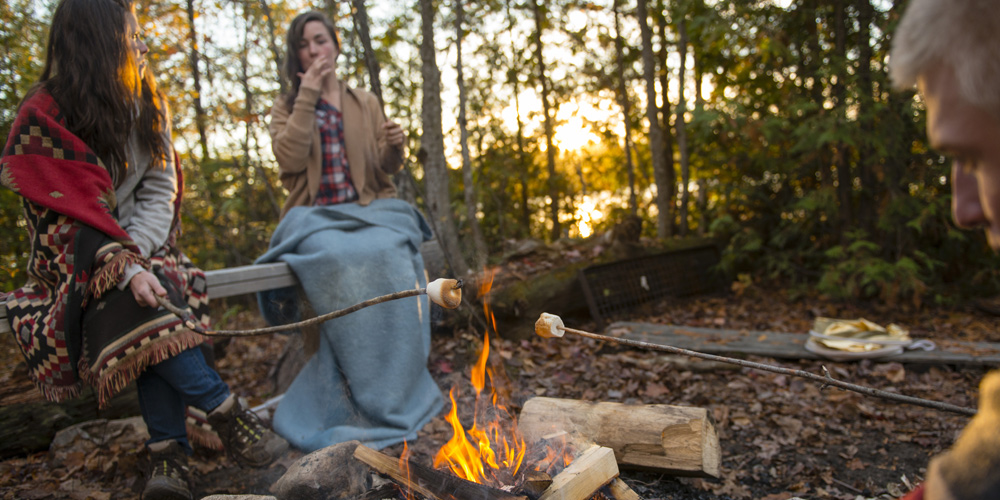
[455,0,488,267]
[638,0,669,238]
[833,1,852,238]
[531,0,561,241]
[351,0,382,104]
[613,0,638,216]
[856,0,877,235]
[420,0,471,277]
[655,3,676,237]
[506,0,532,238]
[259,0,285,96]
[185,0,210,161]
[675,19,691,237]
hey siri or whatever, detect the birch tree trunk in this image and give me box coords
[638,0,669,238]
[420,0,471,277]
[455,0,488,267]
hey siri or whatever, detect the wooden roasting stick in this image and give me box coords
[156,278,463,337]
[535,313,977,417]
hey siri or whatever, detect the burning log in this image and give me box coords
[518,397,721,478]
[536,445,618,500]
[353,444,527,500]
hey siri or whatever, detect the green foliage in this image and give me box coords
[2,0,999,310]
[817,230,936,308]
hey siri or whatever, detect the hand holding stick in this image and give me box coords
[535,313,976,417]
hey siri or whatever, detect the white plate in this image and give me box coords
[804,338,904,361]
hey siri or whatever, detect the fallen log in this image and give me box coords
[0,384,141,459]
[518,397,720,478]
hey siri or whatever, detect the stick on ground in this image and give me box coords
[534,313,976,417]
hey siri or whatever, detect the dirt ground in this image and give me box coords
[1,284,997,500]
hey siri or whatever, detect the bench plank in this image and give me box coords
[0,262,296,335]
[610,321,1000,366]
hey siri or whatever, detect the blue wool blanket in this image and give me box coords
[256,199,444,451]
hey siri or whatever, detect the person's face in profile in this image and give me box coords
[298,20,338,76]
[126,11,148,81]
[919,63,1000,250]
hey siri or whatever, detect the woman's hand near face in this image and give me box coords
[298,54,333,91]
[382,120,405,147]
[129,270,167,308]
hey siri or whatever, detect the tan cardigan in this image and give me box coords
[268,82,404,218]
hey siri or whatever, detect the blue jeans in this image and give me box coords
[137,346,230,453]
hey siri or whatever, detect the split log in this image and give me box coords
[537,445,618,500]
[518,397,720,478]
[606,478,641,500]
[353,444,527,500]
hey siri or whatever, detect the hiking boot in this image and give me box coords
[142,440,192,500]
[207,395,289,467]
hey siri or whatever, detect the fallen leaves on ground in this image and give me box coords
[2,283,999,499]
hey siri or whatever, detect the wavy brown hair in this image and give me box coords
[34,0,164,186]
[282,10,341,111]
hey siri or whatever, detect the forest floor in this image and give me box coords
[2,259,999,499]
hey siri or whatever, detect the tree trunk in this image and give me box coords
[532,0,561,241]
[185,0,210,161]
[675,19,691,237]
[455,0,488,267]
[420,0,471,278]
[638,0,669,239]
[655,3,676,237]
[259,0,286,96]
[351,0,382,105]
[613,0,638,216]
[856,0,877,236]
[833,1,852,238]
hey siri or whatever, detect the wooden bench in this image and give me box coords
[0,262,298,335]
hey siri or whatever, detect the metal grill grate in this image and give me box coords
[579,244,724,327]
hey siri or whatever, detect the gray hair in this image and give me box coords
[889,0,1000,120]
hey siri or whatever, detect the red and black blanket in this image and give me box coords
[0,89,211,410]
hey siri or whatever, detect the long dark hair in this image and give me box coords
[35,0,163,186]
[282,10,341,111]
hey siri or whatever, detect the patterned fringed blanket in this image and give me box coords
[0,90,211,410]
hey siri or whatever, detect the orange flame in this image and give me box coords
[433,269,527,487]
[398,442,415,500]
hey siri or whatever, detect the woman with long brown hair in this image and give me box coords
[1,0,287,497]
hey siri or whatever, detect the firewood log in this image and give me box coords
[518,397,720,478]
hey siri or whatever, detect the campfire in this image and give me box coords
[353,271,720,500]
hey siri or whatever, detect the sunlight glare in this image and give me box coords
[575,195,604,238]
[553,115,598,152]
